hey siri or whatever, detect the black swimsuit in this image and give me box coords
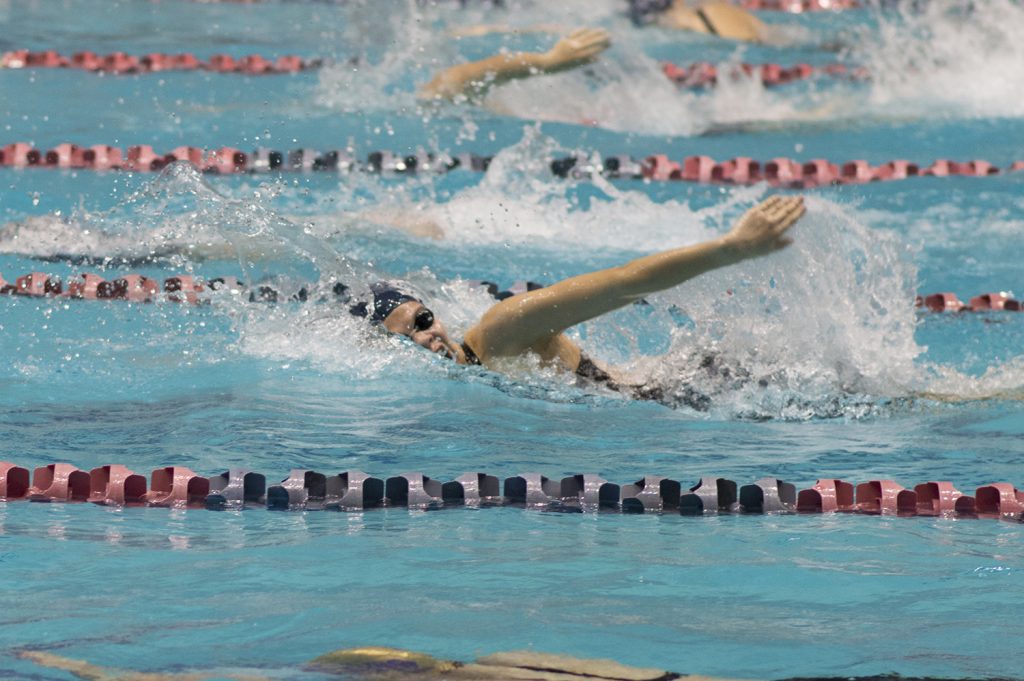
[461,341,483,366]
[461,342,664,402]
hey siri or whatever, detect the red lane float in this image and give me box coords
[914,481,962,516]
[27,463,90,502]
[796,478,855,513]
[1,50,319,74]
[145,466,210,507]
[0,462,30,499]
[855,479,917,515]
[88,465,147,506]
[916,292,1021,313]
[1,461,1021,522]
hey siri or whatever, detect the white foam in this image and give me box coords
[851,0,1024,119]
[311,0,829,136]
[228,164,941,418]
[5,137,1018,419]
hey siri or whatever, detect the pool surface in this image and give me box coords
[2,1,1024,679]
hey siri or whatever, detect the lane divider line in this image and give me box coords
[2,462,1020,519]
[1,143,1022,188]
[0,271,1019,314]
[1,50,319,74]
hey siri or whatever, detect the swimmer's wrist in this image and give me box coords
[715,236,746,265]
[533,50,557,71]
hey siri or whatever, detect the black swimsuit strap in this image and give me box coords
[577,354,665,403]
[461,341,482,366]
[695,7,719,36]
[575,355,615,384]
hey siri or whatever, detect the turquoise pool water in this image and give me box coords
[2,1,1024,679]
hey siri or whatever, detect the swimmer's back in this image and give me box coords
[663,1,767,43]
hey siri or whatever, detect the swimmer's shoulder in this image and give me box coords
[696,1,768,42]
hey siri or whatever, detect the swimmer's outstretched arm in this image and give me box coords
[464,196,805,361]
[418,27,610,101]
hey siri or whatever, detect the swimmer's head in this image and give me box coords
[353,283,466,363]
[368,282,421,325]
[628,0,673,25]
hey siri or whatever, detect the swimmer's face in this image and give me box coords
[383,301,467,364]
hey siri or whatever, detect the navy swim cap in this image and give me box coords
[348,282,421,324]
[628,0,672,25]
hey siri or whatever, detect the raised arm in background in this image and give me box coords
[418,27,611,101]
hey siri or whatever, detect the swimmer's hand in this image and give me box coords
[722,195,804,259]
[540,28,611,71]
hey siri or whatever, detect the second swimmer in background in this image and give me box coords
[446,1,770,44]
[628,0,769,42]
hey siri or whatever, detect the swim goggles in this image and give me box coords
[413,307,435,333]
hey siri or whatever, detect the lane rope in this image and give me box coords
[0,271,1019,314]
[1,143,1022,188]
[1,50,319,74]
[3,50,866,92]
[1,461,1019,519]
[662,61,869,88]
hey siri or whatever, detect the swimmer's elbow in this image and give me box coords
[606,264,655,302]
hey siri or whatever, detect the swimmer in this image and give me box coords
[15,650,240,681]
[419,26,611,101]
[357,195,805,401]
[445,2,770,44]
[628,0,769,42]
[20,645,996,681]
[18,646,738,680]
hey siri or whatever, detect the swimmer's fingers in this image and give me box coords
[577,27,612,54]
[725,195,803,256]
[755,195,783,212]
[764,197,804,251]
[565,28,611,59]
[766,196,806,236]
[547,28,611,68]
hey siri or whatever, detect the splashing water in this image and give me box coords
[5,130,1022,419]
[0,163,365,291]
[352,0,1024,133]
[311,0,839,136]
[628,197,924,418]
[850,0,1024,120]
